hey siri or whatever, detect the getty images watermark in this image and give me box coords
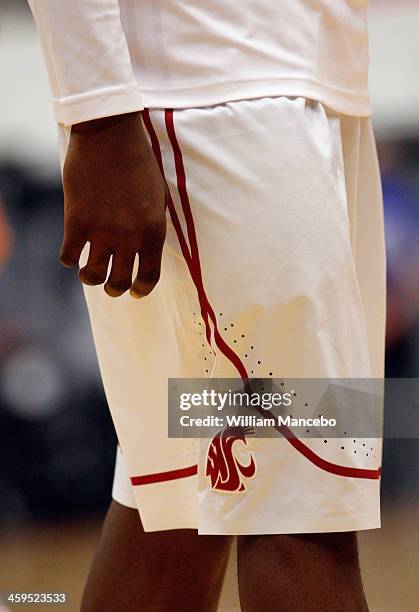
[168,377,419,439]
[169,377,378,439]
[178,388,336,430]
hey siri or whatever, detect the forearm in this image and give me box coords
[68,111,151,167]
[71,111,143,135]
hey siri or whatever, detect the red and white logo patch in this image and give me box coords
[205,427,256,493]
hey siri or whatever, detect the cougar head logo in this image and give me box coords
[205,426,256,493]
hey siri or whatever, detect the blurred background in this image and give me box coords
[0,1,418,611]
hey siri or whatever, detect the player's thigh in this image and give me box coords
[81,500,233,612]
[237,532,367,612]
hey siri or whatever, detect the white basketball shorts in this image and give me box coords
[57,96,386,534]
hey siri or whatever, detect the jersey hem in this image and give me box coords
[138,78,372,117]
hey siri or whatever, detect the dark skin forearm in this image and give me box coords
[60,111,167,298]
[71,110,142,134]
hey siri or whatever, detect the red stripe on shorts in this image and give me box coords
[131,464,198,486]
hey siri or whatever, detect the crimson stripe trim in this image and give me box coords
[141,110,192,269]
[165,109,213,345]
[130,464,197,486]
[142,109,212,345]
[165,109,246,366]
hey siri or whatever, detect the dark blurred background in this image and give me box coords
[0,1,418,611]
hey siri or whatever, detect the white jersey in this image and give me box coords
[28,0,371,126]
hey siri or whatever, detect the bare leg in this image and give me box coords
[81,500,233,612]
[237,531,368,612]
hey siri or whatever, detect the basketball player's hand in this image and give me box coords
[60,111,167,298]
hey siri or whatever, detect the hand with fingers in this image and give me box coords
[60,111,167,299]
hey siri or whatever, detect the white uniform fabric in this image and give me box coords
[57,95,386,534]
[27,0,144,126]
[118,0,372,116]
[28,0,371,125]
